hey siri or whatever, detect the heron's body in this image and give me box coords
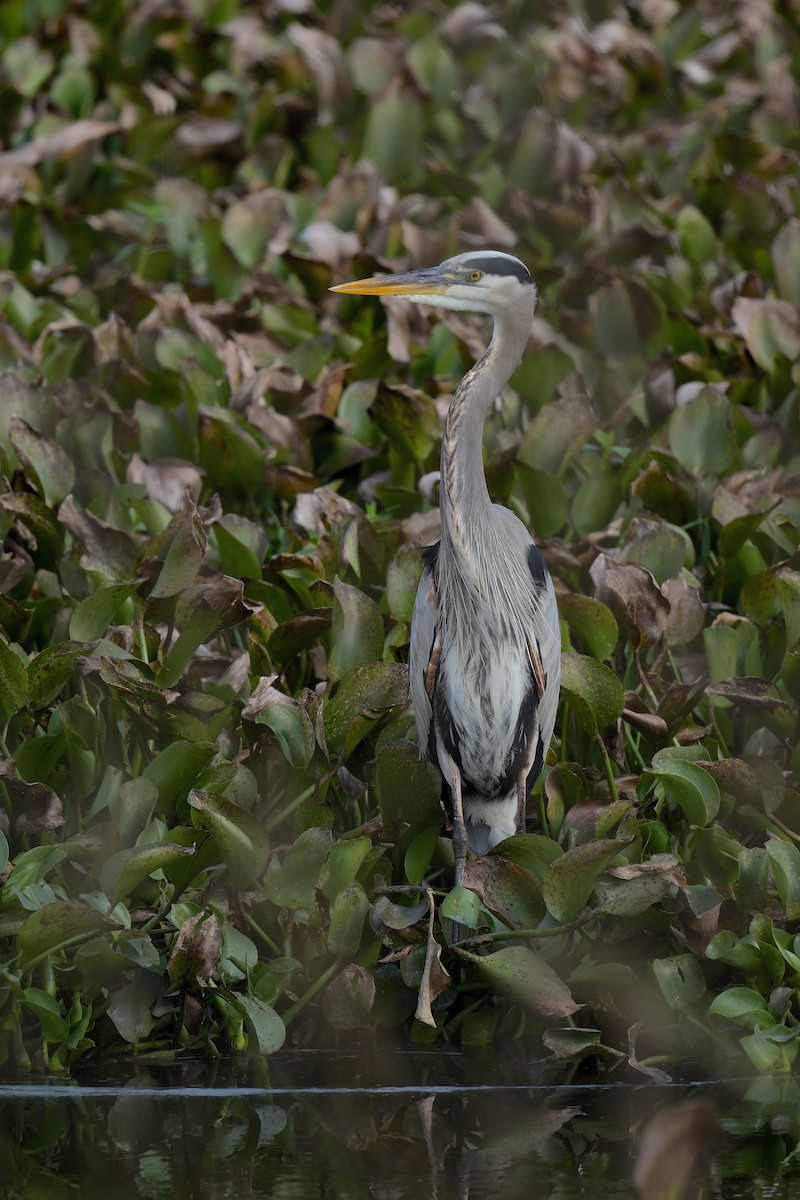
[333,251,560,880]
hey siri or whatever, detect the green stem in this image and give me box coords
[282,959,342,1026]
[264,784,316,833]
[243,912,282,957]
[453,914,593,948]
[597,735,620,804]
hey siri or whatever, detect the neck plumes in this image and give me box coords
[439,315,529,573]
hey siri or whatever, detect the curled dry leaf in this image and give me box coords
[127,454,203,513]
[590,553,671,649]
[167,912,222,989]
[414,888,451,1027]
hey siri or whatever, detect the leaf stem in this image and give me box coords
[281,958,342,1026]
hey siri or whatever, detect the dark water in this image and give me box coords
[2,1047,800,1198]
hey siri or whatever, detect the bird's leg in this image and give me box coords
[516,771,527,837]
[450,759,468,888]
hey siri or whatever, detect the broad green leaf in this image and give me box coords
[327,577,384,683]
[557,594,618,660]
[462,856,545,928]
[323,662,408,758]
[404,826,440,886]
[17,901,111,965]
[69,581,141,642]
[263,828,333,911]
[188,790,269,888]
[327,884,371,955]
[362,91,422,181]
[376,739,442,830]
[440,885,482,930]
[646,752,720,826]
[149,503,206,599]
[559,652,625,737]
[256,703,315,770]
[708,986,773,1029]
[461,946,581,1020]
[0,635,28,718]
[543,838,631,923]
[142,740,216,813]
[766,840,800,922]
[100,842,196,904]
[22,988,69,1042]
[491,833,563,882]
[652,953,706,1010]
[668,389,735,477]
[110,777,159,845]
[9,416,75,505]
[234,994,286,1055]
[214,513,268,579]
[320,838,372,901]
[517,396,596,477]
[27,641,85,710]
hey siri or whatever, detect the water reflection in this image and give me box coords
[1,1049,799,1199]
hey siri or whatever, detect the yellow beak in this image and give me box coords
[330,267,448,297]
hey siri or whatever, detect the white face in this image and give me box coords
[414,253,537,315]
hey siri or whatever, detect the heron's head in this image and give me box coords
[331,250,537,318]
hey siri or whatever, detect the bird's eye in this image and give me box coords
[469,270,482,281]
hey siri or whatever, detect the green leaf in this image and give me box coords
[440,885,482,930]
[766,840,800,922]
[327,884,371,955]
[645,752,721,826]
[542,838,630,923]
[142,740,216,813]
[362,91,422,181]
[234,994,286,1055]
[9,416,75,505]
[188,790,269,888]
[517,396,596,477]
[558,594,618,660]
[0,635,28,718]
[376,739,442,830]
[22,987,69,1042]
[559,652,625,737]
[462,946,581,1020]
[668,389,735,477]
[320,838,372,901]
[28,641,85,710]
[256,703,315,770]
[263,827,333,911]
[214,514,268,579]
[491,833,563,882]
[462,856,545,928]
[652,953,706,1010]
[69,581,141,642]
[708,986,773,1029]
[100,842,196,904]
[327,577,385,683]
[404,826,440,886]
[17,901,111,965]
[149,502,206,599]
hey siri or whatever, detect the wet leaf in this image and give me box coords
[263,828,333,912]
[235,994,286,1055]
[17,901,111,965]
[462,946,582,1020]
[327,577,384,683]
[543,838,632,923]
[376,739,442,830]
[461,856,545,928]
[558,594,618,660]
[188,790,269,888]
[323,963,376,1029]
[9,417,75,505]
[100,843,196,905]
[669,388,735,477]
[559,652,625,737]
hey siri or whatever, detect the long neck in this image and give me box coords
[439,316,529,570]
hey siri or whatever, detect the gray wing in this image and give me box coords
[408,544,442,764]
[523,542,561,784]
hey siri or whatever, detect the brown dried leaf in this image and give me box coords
[415,889,451,1027]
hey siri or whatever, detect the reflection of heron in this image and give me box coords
[333,251,560,886]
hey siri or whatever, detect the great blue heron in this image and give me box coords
[332,251,560,887]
